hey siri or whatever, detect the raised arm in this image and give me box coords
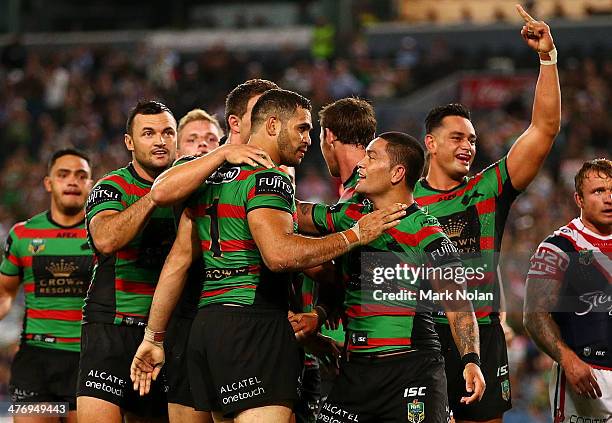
[506,5,561,191]
[248,205,406,273]
[130,209,200,395]
[151,144,274,207]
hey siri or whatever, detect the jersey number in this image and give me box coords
[205,199,222,257]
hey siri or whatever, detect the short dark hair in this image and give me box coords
[379,131,424,190]
[318,97,376,148]
[425,103,471,134]
[224,79,279,128]
[126,100,174,136]
[250,89,312,132]
[47,148,91,174]
[575,158,612,196]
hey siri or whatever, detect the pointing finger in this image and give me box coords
[516,4,536,23]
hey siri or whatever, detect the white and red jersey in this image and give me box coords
[527,217,612,369]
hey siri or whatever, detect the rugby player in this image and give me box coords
[224,79,279,145]
[0,148,94,423]
[312,132,485,422]
[176,108,224,157]
[294,97,378,417]
[524,159,611,423]
[413,6,561,422]
[129,89,406,423]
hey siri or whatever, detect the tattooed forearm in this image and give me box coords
[450,312,480,356]
[295,200,320,235]
[523,277,568,363]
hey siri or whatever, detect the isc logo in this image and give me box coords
[404,386,426,397]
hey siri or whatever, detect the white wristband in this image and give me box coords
[540,47,557,66]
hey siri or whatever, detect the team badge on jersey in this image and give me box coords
[407,399,425,423]
[501,379,511,401]
[578,249,594,266]
[28,239,46,255]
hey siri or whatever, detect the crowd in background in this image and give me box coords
[0,31,610,422]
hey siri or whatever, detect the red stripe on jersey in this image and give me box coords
[345,204,366,221]
[495,164,503,195]
[115,279,156,295]
[466,271,495,287]
[7,254,20,267]
[23,283,34,294]
[476,197,496,215]
[247,186,256,201]
[474,306,493,319]
[302,292,313,307]
[326,212,335,233]
[347,304,416,317]
[415,175,484,206]
[567,221,612,253]
[13,227,87,239]
[221,239,256,251]
[20,256,32,267]
[115,311,147,319]
[480,236,494,250]
[54,336,81,343]
[27,309,82,321]
[192,204,247,219]
[388,226,444,247]
[117,249,139,261]
[236,169,262,181]
[201,284,257,298]
[101,174,150,197]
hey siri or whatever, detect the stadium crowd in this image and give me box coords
[0,26,610,422]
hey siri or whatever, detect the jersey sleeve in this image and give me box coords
[476,156,520,201]
[85,175,127,221]
[0,225,22,277]
[245,170,295,214]
[527,235,571,282]
[311,202,365,234]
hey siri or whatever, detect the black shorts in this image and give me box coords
[317,350,449,423]
[187,305,301,416]
[77,322,168,417]
[9,344,80,410]
[165,315,194,407]
[436,322,512,421]
[295,359,321,423]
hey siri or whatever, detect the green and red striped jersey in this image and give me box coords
[0,211,93,352]
[414,157,520,324]
[84,163,176,326]
[310,166,365,343]
[187,163,296,308]
[311,202,461,354]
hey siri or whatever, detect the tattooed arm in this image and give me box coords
[431,272,485,404]
[295,200,321,235]
[523,276,602,398]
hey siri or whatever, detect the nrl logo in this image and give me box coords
[206,166,240,185]
[28,239,46,255]
[407,399,425,423]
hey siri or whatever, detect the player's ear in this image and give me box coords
[574,191,584,209]
[424,134,436,153]
[266,116,278,137]
[43,176,52,193]
[124,133,134,152]
[324,128,336,146]
[390,165,406,185]
[227,114,241,135]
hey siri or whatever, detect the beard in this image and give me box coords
[278,127,300,167]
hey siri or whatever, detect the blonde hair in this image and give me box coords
[177,109,223,136]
